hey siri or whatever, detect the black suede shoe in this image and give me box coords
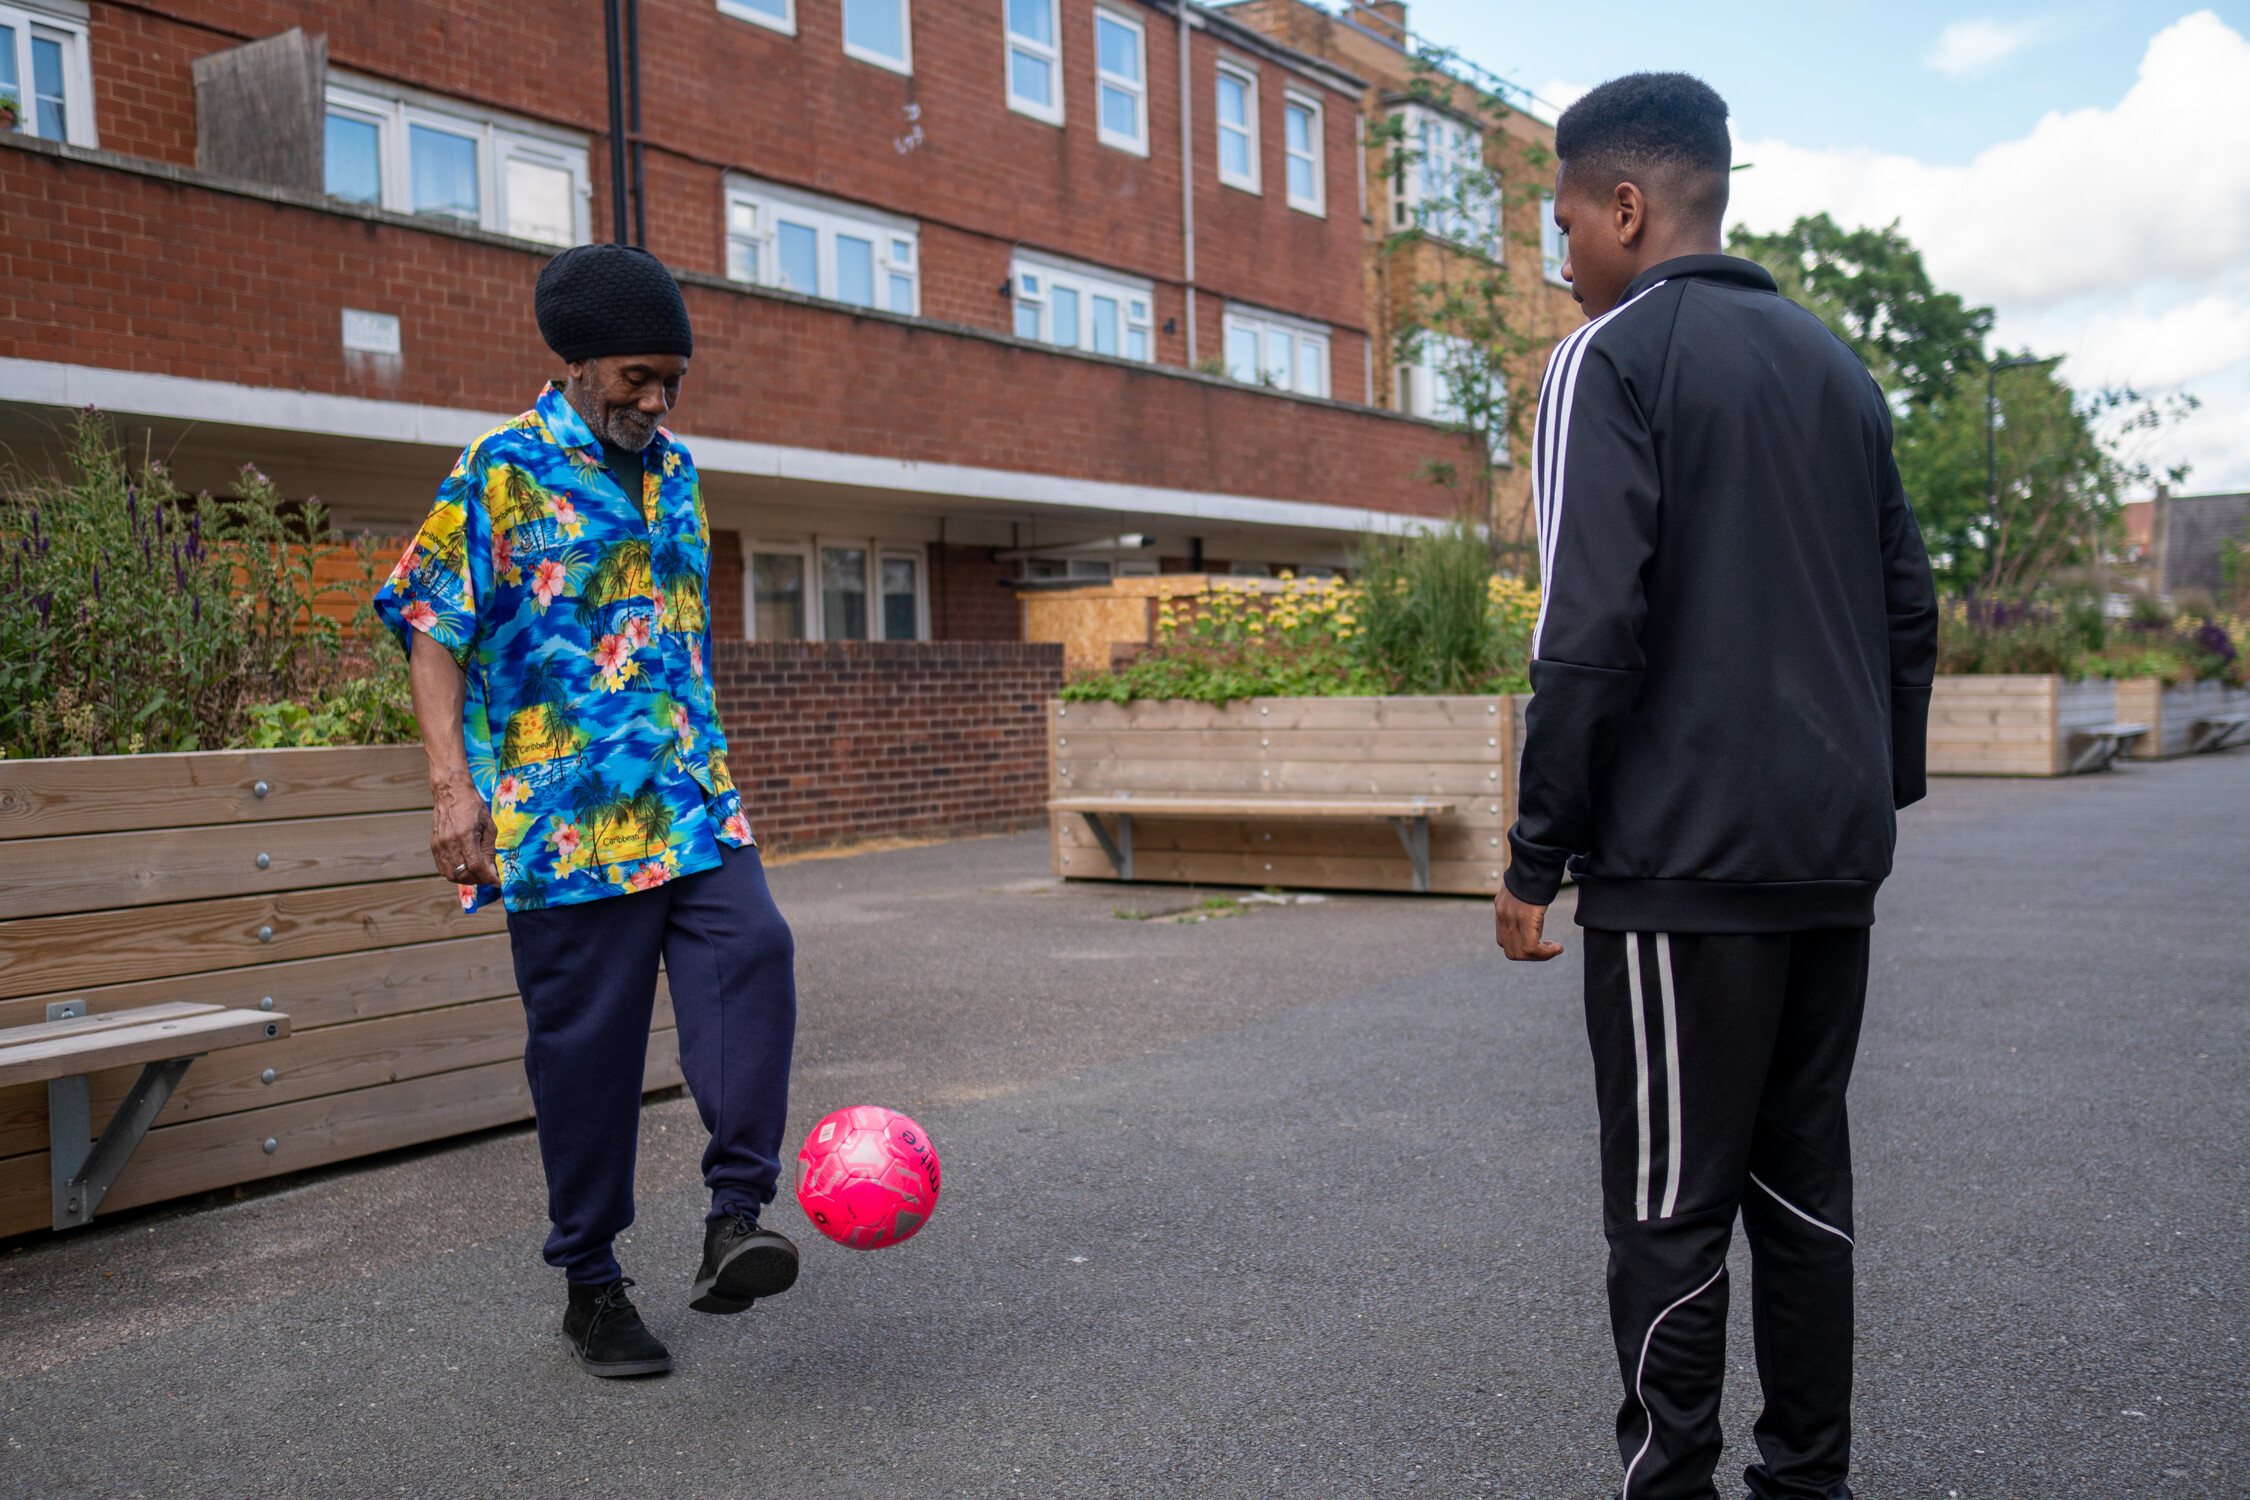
[690,1214,800,1314]
[563,1277,671,1377]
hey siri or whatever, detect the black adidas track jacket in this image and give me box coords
[1505,255,1939,933]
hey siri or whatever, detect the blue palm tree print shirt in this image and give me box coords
[374,382,751,914]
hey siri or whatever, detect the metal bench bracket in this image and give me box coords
[2065,722,2150,775]
[2190,713,2250,755]
[1386,814,1431,893]
[44,1001,200,1231]
[1078,811,1133,882]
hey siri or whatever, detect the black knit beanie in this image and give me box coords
[534,244,694,362]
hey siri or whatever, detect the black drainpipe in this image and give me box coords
[603,0,629,244]
[627,0,647,247]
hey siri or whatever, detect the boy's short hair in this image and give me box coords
[1553,73,1732,227]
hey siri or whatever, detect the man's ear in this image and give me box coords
[1613,181,1647,250]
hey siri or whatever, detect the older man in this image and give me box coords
[377,244,798,1379]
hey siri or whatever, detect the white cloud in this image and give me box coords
[1725,10,2250,489]
[1926,17,2045,77]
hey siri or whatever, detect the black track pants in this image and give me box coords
[1581,928,1868,1500]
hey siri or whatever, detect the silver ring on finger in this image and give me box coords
[452,863,470,881]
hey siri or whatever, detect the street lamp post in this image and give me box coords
[1986,353,2064,511]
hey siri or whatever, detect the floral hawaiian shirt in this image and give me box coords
[374,382,750,914]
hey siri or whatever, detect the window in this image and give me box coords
[1223,307,1329,398]
[0,5,93,146]
[842,0,911,74]
[880,553,922,641]
[1390,104,1491,248]
[1094,8,1146,154]
[1540,193,1568,285]
[1010,256,1153,361]
[322,77,591,246]
[1215,62,1258,192]
[1394,332,1500,431]
[725,177,919,314]
[1282,91,1322,214]
[717,0,794,35]
[1004,0,1062,124]
[820,546,870,640]
[749,549,810,640]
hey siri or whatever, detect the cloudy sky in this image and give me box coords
[1397,1,2250,494]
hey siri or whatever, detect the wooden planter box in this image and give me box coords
[2114,679,2250,759]
[1048,696,1520,895]
[1927,676,2123,776]
[0,746,682,1239]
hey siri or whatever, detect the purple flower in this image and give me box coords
[91,564,100,602]
[2195,621,2237,666]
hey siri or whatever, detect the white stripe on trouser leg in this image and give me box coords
[1655,933,1683,1221]
[1619,1264,1727,1500]
[1626,934,1652,1222]
[1749,1171,1855,1245]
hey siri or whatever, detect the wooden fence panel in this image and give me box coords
[0,746,430,840]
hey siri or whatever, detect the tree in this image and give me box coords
[1729,215,2198,594]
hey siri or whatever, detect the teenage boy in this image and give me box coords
[1494,74,1938,1500]
[378,245,801,1379]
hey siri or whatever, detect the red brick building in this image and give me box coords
[0,0,1488,645]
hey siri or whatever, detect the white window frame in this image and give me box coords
[723,175,920,315]
[840,0,912,75]
[1394,331,1499,428]
[1390,102,1488,248]
[1214,59,1259,194]
[877,545,930,642]
[1222,305,1330,399]
[1003,0,1063,126]
[745,542,812,642]
[1093,5,1147,156]
[1009,252,1155,362]
[716,0,794,36]
[0,3,96,148]
[323,74,591,247]
[1540,193,1569,286]
[1281,89,1323,216]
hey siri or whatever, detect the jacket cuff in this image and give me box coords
[1890,683,1931,809]
[1503,846,1565,906]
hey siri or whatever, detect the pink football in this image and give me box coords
[795,1105,942,1250]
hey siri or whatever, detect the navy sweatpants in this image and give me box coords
[1582,928,1868,1500]
[506,844,796,1286]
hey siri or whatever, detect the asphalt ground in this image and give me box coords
[2,752,2245,1499]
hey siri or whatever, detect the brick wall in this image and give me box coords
[0,141,1476,515]
[709,528,744,644]
[930,544,1022,642]
[712,640,1063,850]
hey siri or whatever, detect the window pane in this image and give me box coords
[1221,129,1248,178]
[890,237,913,264]
[1288,153,1315,203]
[1298,339,1327,398]
[728,201,758,236]
[1097,15,1139,80]
[409,124,480,221]
[1264,330,1291,387]
[1090,295,1118,356]
[1067,559,1112,578]
[505,157,575,245]
[31,34,64,139]
[1225,323,1258,383]
[0,27,17,98]
[1100,83,1137,141]
[752,554,806,640]
[1009,49,1051,107]
[325,114,382,203]
[734,0,788,15]
[820,548,868,640]
[1217,73,1246,127]
[1285,104,1310,155]
[1127,326,1147,361]
[835,233,875,306]
[888,273,913,313]
[880,557,918,641]
[728,239,760,283]
[1051,285,1079,347]
[1007,0,1052,46]
[842,0,904,61]
[776,220,818,293]
[1014,302,1041,339]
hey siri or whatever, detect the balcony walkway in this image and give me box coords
[4,752,2244,1496]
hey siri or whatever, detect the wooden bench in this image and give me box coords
[0,1001,288,1230]
[1050,793,1459,893]
[2188,711,2250,755]
[2064,721,2152,774]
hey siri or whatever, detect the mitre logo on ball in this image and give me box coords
[795,1105,942,1250]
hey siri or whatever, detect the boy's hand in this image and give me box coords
[1495,886,1564,961]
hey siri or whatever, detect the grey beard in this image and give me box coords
[566,386,657,450]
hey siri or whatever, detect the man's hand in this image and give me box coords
[430,774,501,887]
[1495,884,1564,961]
